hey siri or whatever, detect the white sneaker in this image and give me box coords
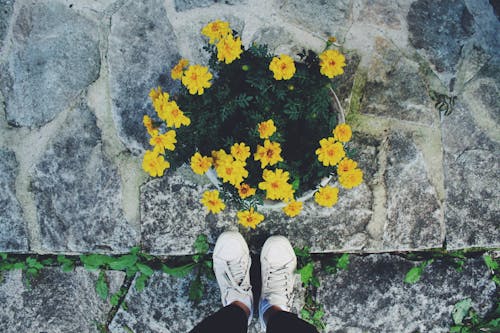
[259,235,297,331]
[213,231,253,320]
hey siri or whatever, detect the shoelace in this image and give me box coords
[263,261,293,305]
[224,258,251,293]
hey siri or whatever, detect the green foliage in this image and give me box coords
[188,234,214,304]
[323,253,350,274]
[57,255,75,272]
[483,254,500,285]
[404,259,433,284]
[96,270,109,300]
[301,295,326,332]
[450,299,500,332]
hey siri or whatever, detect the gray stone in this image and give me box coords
[355,0,403,29]
[109,270,304,333]
[0,149,28,252]
[249,26,295,54]
[408,0,475,76]
[0,268,124,333]
[174,0,246,12]
[0,2,100,127]
[442,59,500,249]
[0,0,14,49]
[361,37,439,126]
[318,254,497,333]
[108,0,180,154]
[383,132,443,250]
[31,101,138,253]
[275,0,353,41]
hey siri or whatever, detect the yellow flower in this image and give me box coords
[315,137,346,167]
[314,186,339,207]
[182,65,213,95]
[157,100,191,128]
[337,158,358,175]
[149,86,164,102]
[283,200,303,217]
[237,183,256,199]
[211,149,234,168]
[269,54,296,80]
[216,35,243,64]
[171,58,189,80]
[257,119,277,139]
[149,130,177,153]
[333,123,352,142]
[200,190,225,214]
[319,49,346,79]
[142,150,170,177]
[201,20,232,44]
[258,168,294,201]
[143,115,159,137]
[216,159,248,186]
[237,207,264,229]
[230,142,250,162]
[190,152,213,175]
[339,169,363,189]
[254,140,283,168]
[151,91,170,115]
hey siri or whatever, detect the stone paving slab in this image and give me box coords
[0,267,124,333]
[318,254,497,333]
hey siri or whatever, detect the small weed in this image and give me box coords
[450,299,500,332]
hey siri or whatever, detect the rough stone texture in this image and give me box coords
[318,255,497,333]
[383,132,443,250]
[31,101,138,253]
[174,0,247,12]
[109,270,304,333]
[442,58,500,250]
[0,149,28,252]
[407,0,475,75]
[0,2,100,127]
[275,0,353,41]
[0,0,14,49]
[355,0,404,29]
[0,268,124,333]
[108,0,180,154]
[360,37,438,126]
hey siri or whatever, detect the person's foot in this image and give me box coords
[259,235,297,330]
[213,231,253,321]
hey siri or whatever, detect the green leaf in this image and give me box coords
[80,254,110,270]
[129,246,141,255]
[135,273,149,292]
[26,257,43,269]
[449,326,462,333]
[337,253,350,270]
[110,289,124,306]
[298,262,314,286]
[313,309,325,321]
[404,266,423,284]
[161,264,194,278]
[96,271,109,300]
[126,266,139,278]
[0,253,7,260]
[136,263,154,277]
[108,254,137,270]
[13,262,26,270]
[492,275,500,285]
[189,275,204,303]
[484,255,499,270]
[452,298,472,325]
[300,308,311,321]
[194,234,209,254]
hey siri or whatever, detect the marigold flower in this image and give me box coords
[151,91,170,116]
[216,159,248,186]
[182,65,213,95]
[257,119,277,139]
[314,186,339,207]
[315,137,345,167]
[190,152,213,175]
[143,115,159,137]
[201,20,232,44]
[142,150,170,177]
[237,207,264,229]
[283,200,303,217]
[171,58,189,80]
[337,158,358,175]
[254,140,283,168]
[149,86,164,102]
[258,168,294,201]
[339,169,363,189]
[157,100,191,128]
[230,142,250,162]
[319,49,346,79]
[149,130,176,153]
[269,54,296,80]
[200,190,225,214]
[333,123,352,142]
[237,183,256,199]
[216,35,243,64]
[211,149,234,168]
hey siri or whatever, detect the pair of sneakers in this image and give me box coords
[212,231,297,331]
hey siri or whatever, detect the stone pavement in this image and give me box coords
[0,0,499,332]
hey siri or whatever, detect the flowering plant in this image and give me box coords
[142,20,363,229]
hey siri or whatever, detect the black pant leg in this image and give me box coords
[266,311,319,333]
[189,304,248,333]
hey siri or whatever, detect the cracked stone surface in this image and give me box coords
[108,0,180,154]
[0,149,28,252]
[0,268,124,333]
[0,1,100,127]
[31,101,138,253]
[318,254,497,333]
[174,0,247,12]
[0,0,14,49]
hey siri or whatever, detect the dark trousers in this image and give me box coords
[189,304,319,333]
